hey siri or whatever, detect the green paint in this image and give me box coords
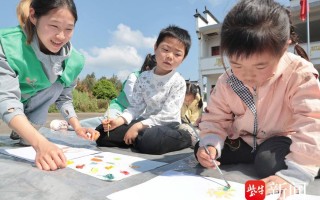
[104,174,114,180]
[223,186,230,191]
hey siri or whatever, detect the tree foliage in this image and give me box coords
[49,73,122,113]
[108,74,122,92]
[76,72,96,94]
[92,79,118,100]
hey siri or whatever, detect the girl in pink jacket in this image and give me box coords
[195,0,320,198]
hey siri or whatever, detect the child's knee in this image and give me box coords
[254,151,287,178]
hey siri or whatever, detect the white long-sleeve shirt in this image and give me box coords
[122,68,186,127]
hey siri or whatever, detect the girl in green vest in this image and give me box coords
[0,0,99,171]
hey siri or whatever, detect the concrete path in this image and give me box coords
[0,112,103,135]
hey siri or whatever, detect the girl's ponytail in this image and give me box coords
[24,18,35,44]
[196,84,203,109]
[287,9,309,61]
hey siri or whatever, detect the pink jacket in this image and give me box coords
[200,52,320,185]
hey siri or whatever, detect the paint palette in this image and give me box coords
[67,152,167,181]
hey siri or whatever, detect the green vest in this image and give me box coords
[109,71,140,112]
[0,26,84,103]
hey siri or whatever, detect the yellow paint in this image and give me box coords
[67,160,74,165]
[207,187,235,199]
[91,167,99,173]
[105,165,114,170]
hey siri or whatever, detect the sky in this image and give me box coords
[0,0,289,81]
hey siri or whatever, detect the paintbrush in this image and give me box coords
[203,145,231,190]
[185,115,231,190]
[100,102,111,137]
[106,102,110,137]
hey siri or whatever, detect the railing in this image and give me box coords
[199,41,320,74]
[199,56,223,71]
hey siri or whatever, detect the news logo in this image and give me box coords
[245,180,306,199]
[267,182,306,197]
[245,180,266,200]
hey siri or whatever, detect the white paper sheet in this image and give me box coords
[107,170,320,200]
[67,152,167,181]
[2,144,100,162]
[107,170,246,200]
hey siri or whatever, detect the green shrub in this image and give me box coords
[49,104,58,113]
[92,79,118,100]
[48,90,100,113]
[72,90,99,112]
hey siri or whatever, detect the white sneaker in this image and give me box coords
[178,123,200,148]
[50,120,68,131]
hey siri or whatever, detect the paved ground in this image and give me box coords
[0,112,319,198]
[0,112,103,135]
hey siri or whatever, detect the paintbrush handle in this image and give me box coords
[203,146,222,169]
[212,159,223,175]
[203,145,231,188]
[203,146,220,171]
[184,115,200,138]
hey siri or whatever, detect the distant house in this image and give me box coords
[195,0,320,102]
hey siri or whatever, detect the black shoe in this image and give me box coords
[10,131,20,140]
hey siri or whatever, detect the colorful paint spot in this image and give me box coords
[129,164,140,169]
[104,174,114,180]
[91,157,103,162]
[105,165,114,170]
[207,187,235,199]
[67,160,74,165]
[120,170,130,175]
[76,164,85,169]
[91,167,99,173]
[113,157,121,160]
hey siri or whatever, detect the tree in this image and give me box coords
[92,79,118,100]
[108,74,122,92]
[76,72,97,94]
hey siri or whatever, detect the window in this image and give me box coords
[211,46,220,56]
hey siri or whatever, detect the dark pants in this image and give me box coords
[96,119,191,155]
[194,136,292,178]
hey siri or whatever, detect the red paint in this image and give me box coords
[120,170,129,175]
[76,164,85,169]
